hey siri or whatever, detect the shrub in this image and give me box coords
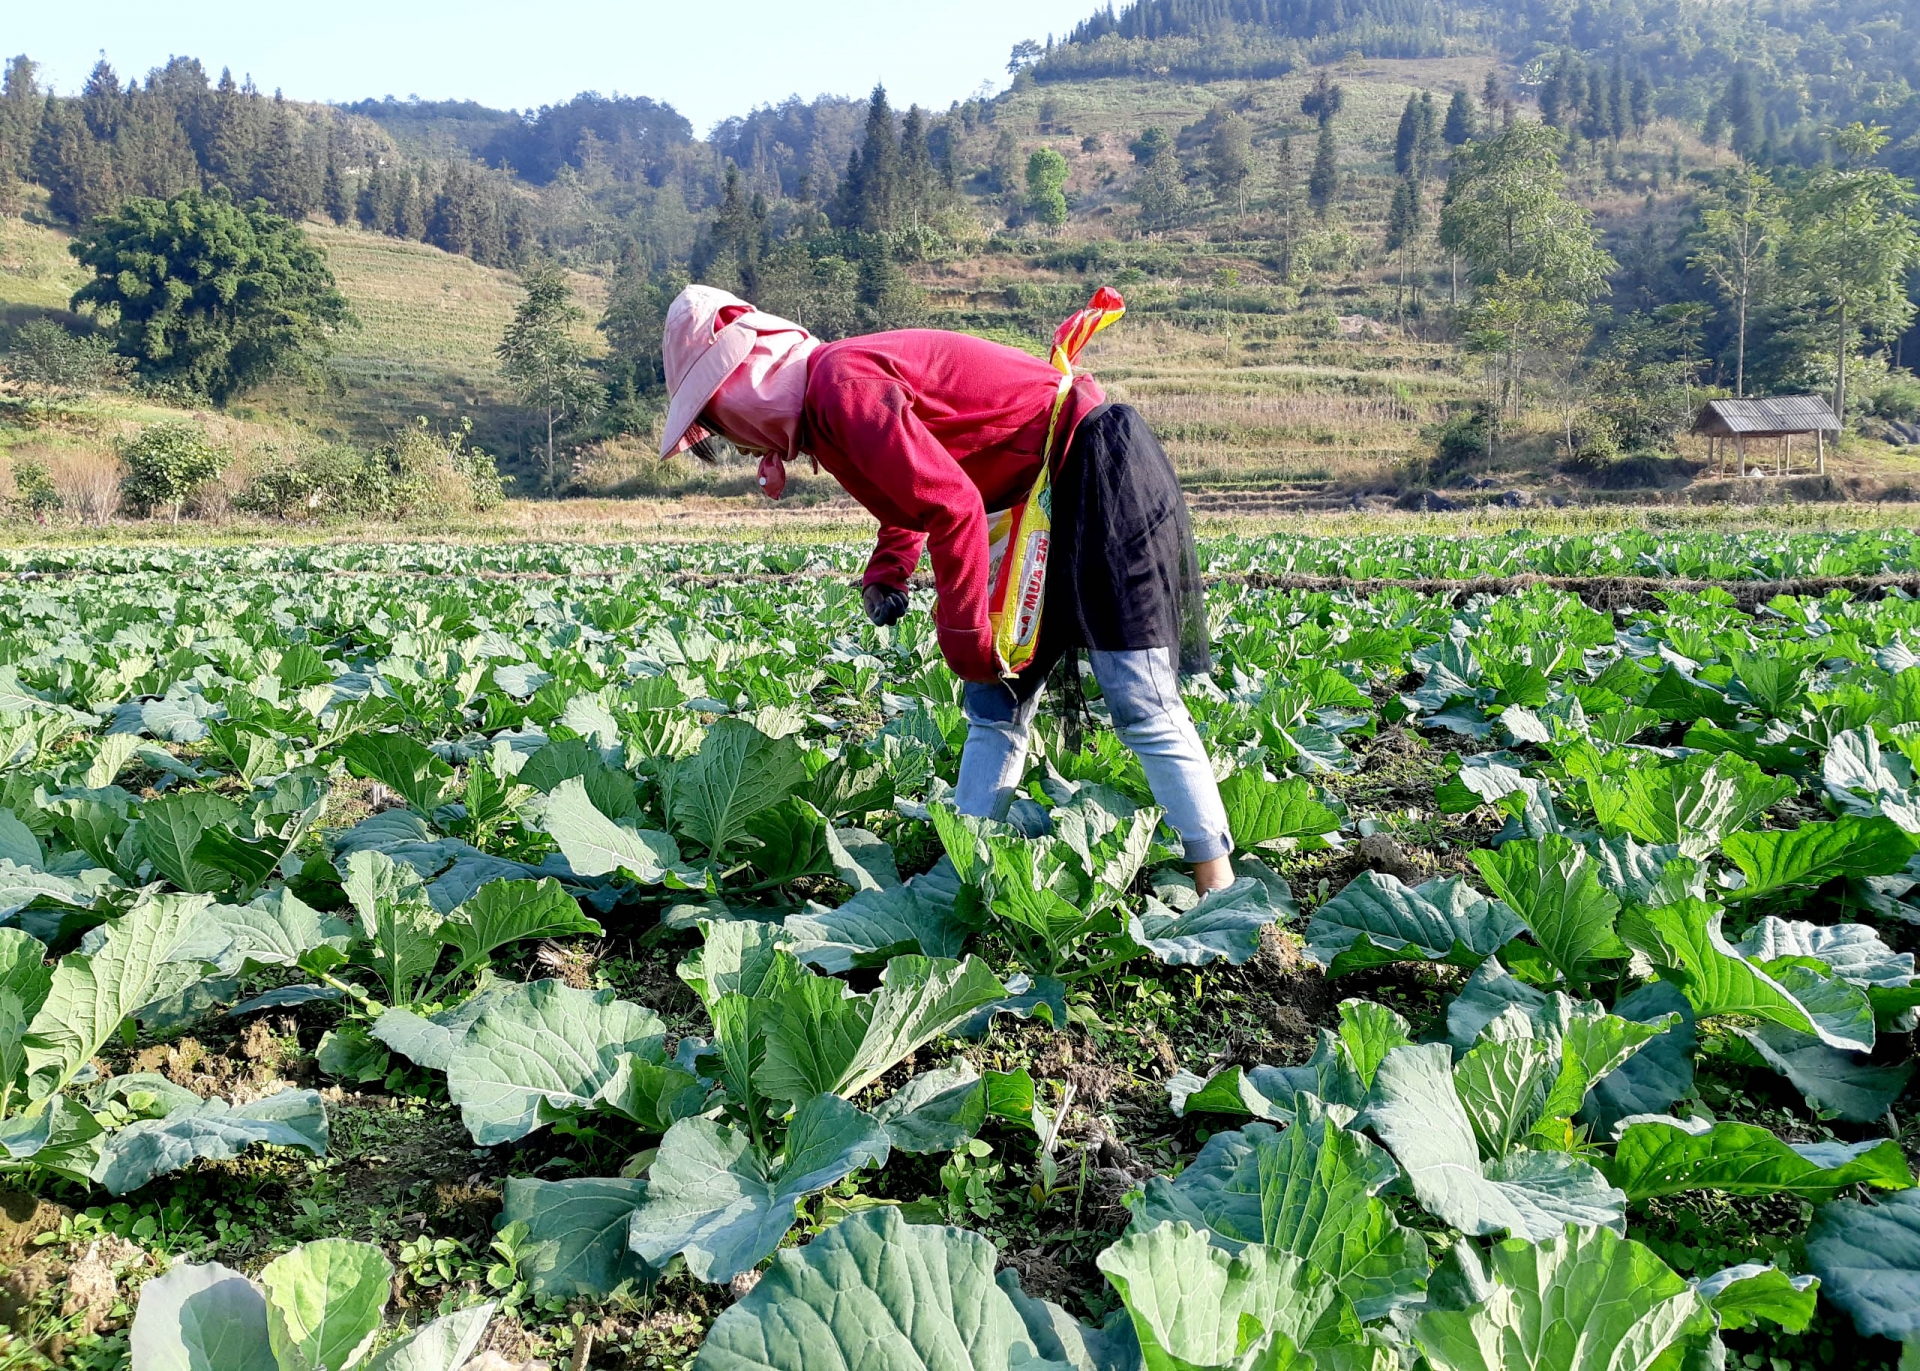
[44,451,125,524]
[6,457,60,518]
[1423,404,1491,483]
[234,419,503,522]
[1025,148,1070,230]
[387,417,505,514]
[1869,370,1920,422]
[121,422,227,523]
[1,321,130,399]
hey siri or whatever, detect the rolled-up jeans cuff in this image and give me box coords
[1181,829,1234,864]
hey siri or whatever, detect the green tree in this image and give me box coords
[1689,165,1783,397]
[989,129,1021,199]
[497,263,602,494]
[1308,121,1338,214]
[1025,147,1070,230]
[1582,64,1612,145]
[122,421,227,523]
[855,238,925,332]
[70,188,351,402]
[1300,71,1343,126]
[598,263,684,395]
[1784,123,1920,427]
[755,242,859,340]
[1442,89,1475,147]
[1206,112,1252,215]
[700,162,764,293]
[321,140,349,225]
[1439,123,1614,424]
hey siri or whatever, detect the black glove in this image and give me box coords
[863,582,909,627]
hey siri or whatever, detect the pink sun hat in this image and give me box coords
[658,284,814,458]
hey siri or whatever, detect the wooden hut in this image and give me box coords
[1692,396,1840,477]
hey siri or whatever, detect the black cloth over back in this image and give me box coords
[1000,401,1211,705]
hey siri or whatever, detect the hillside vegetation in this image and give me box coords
[0,0,1918,520]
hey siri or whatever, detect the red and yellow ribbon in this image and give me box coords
[1041,286,1126,466]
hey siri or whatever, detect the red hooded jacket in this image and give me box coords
[798,329,1104,683]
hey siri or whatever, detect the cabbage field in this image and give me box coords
[8,530,1920,1370]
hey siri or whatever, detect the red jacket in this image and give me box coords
[799,330,1104,683]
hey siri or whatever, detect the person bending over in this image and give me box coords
[658,284,1234,892]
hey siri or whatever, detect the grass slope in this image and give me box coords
[237,225,605,460]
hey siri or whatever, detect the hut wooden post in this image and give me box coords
[1692,397,1838,482]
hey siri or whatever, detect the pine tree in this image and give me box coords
[252,94,312,218]
[1724,68,1763,160]
[1583,64,1610,145]
[428,163,473,255]
[839,84,899,233]
[1481,72,1503,136]
[702,161,760,289]
[1629,71,1654,135]
[1308,119,1337,214]
[1416,92,1440,172]
[0,56,41,186]
[34,99,117,222]
[205,69,258,191]
[356,164,390,230]
[497,263,600,493]
[79,59,123,143]
[1609,59,1628,142]
[1385,174,1423,315]
[394,167,425,239]
[1540,52,1576,128]
[322,136,349,225]
[856,234,924,330]
[1442,88,1474,146]
[897,106,934,229]
[989,129,1020,199]
[116,82,198,199]
[1394,93,1420,176]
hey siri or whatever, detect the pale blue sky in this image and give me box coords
[13,1,1101,135]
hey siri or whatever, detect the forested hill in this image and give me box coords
[1040,0,1919,153]
[8,0,1915,279]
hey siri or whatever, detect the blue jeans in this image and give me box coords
[955,648,1233,863]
